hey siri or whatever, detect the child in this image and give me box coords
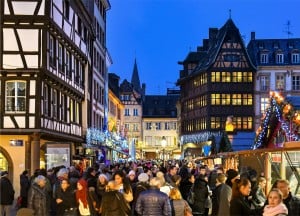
[263,188,288,216]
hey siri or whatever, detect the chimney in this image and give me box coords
[251,32,255,40]
[209,28,218,40]
[202,39,209,51]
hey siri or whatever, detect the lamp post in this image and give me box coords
[161,136,167,167]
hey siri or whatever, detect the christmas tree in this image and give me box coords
[253,91,300,149]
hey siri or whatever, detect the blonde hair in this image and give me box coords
[268,188,283,200]
[169,187,182,200]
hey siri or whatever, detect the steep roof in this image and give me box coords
[131,58,142,94]
[247,38,300,66]
[191,19,255,75]
[143,95,179,118]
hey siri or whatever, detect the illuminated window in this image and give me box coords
[211,94,220,105]
[260,97,269,114]
[276,75,285,90]
[232,94,242,105]
[221,94,231,105]
[232,72,243,82]
[244,72,253,82]
[243,94,253,105]
[211,72,221,82]
[221,72,231,82]
[211,117,221,129]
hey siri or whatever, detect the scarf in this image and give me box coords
[76,179,88,208]
[263,203,288,216]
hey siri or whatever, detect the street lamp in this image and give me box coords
[161,136,167,167]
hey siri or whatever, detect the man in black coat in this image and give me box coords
[135,177,171,216]
[0,171,15,216]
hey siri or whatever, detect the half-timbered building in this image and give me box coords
[177,19,256,156]
[0,0,94,188]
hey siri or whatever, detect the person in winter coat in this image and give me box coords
[0,171,15,216]
[192,175,209,215]
[251,176,267,208]
[100,180,131,216]
[263,188,288,216]
[76,178,98,216]
[135,177,171,216]
[28,175,49,216]
[273,179,300,216]
[211,173,231,216]
[230,178,258,216]
[169,187,192,216]
[56,179,77,216]
[20,170,31,208]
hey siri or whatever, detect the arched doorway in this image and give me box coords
[0,147,14,180]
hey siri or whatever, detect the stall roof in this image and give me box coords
[286,96,300,110]
[231,132,256,151]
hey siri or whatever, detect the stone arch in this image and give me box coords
[0,146,14,181]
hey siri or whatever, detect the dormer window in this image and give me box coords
[260,54,268,64]
[292,53,300,64]
[276,53,284,64]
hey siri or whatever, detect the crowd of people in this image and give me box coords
[1,159,300,216]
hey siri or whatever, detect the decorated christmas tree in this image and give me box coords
[253,91,300,149]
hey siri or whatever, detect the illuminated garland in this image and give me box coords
[181,131,222,144]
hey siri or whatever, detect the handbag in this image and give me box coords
[184,200,193,216]
[186,185,195,205]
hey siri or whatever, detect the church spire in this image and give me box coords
[131,58,142,93]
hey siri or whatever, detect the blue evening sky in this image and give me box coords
[106,0,300,95]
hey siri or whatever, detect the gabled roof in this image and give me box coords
[120,79,133,93]
[191,19,255,75]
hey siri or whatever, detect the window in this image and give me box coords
[51,89,58,118]
[292,53,300,64]
[221,72,231,82]
[232,72,243,82]
[146,122,151,130]
[44,84,49,116]
[61,94,65,121]
[211,72,221,82]
[49,35,56,66]
[260,54,268,64]
[133,124,138,131]
[221,94,230,105]
[211,117,221,129]
[292,76,300,90]
[124,108,130,116]
[211,94,220,105]
[232,94,242,105]
[133,108,138,116]
[58,43,63,72]
[165,122,170,130]
[276,54,284,64]
[260,76,269,91]
[276,75,285,90]
[261,97,269,114]
[5,81,26,112]
[242,94,253,105]
[64,0,70,19]
[65,51,72,78]
[155,122,161,130]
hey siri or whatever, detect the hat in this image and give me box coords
[128,170,135,176]
[1,171,8,177]
[138,173,149,182]
[226,169,239,181]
